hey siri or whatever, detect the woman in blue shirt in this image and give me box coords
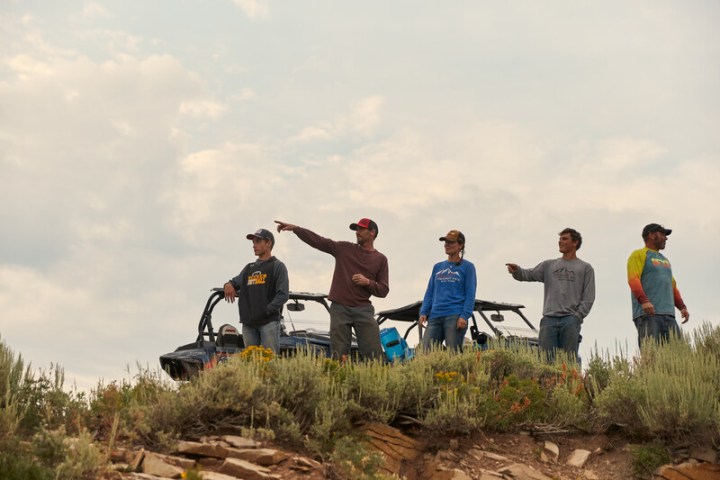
[419,230,477,351]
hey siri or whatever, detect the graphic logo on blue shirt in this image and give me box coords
[436,268,461,283]
[651,257,671,268]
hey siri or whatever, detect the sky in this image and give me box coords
[1,1,718,391]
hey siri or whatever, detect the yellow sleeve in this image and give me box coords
[627,249,649,304]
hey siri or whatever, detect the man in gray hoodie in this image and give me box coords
[506,228,595,362]
[224,228,289,354]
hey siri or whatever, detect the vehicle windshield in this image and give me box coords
[283,298,331,332]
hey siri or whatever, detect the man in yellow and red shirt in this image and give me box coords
[627,223,689,347]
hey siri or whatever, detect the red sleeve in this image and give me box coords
[672,278,687,310]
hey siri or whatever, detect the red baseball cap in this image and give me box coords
[349,218,379,236]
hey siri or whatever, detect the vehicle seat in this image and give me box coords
[217,324,242,348]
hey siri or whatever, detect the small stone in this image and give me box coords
[478,472,506,480]
[566,449,592,468]
[690,444,718,464]
[217,457,279,480]
[447,468,473,480]
[499,463,554,480]
[129,449,145,472]
[176,440,228,459]
[468,448,503,462]
[225,447,289,466]
[141,452,184,478]
[438,449,459,461]
[543,441,560,463]
[291,456,322,469]
[221,435,262,449]
[202,472,245,480]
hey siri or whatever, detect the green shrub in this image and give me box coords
[485,374,547,430]
[584,353,608,393]
[134,360,263,447]
[480,343,542,384]
[3,324,719,476]
[423,385,483,435]
[36,428,104,480]
[593,327,720,443]
[0,336,29,443]
[265,350,336,431]
[547,386,589,429]
[693,322,720,370]
[0,440,52,480]
[342,360,400,423]
[590,344,645,432]
[0,335,28,408]
[330,435,389,480]
[635,336,720,440]
[629,441,670,478]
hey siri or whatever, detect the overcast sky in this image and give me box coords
[1,1,718,391]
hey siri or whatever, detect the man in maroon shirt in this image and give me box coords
[275,218,389,360]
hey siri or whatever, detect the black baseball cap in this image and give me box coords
[349,218,379,236]
[246,228,275,245]
[642,223,672,238]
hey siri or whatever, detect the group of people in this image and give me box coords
[223,218,690,362]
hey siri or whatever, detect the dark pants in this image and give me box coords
[329,302,384,360]
[538,315,581,362]
[634,314,681,348]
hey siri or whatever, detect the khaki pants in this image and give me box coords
[329,302,384,360]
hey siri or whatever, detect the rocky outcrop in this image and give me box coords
[110,435,324,480]
[106,428,719,480]
[653,461,720,480]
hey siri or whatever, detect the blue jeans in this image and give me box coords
[538,315,581,361]
[242,320,280,354]
[422,314,468,352]
[634,314,681,348]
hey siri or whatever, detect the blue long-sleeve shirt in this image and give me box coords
[420,259,477,320]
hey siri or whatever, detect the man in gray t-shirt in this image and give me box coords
[506,228,595,362]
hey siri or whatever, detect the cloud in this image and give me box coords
[230,88,256,102]
[290,95,385,143]
[347,96,383,136]
[232,0,269,19]
[81,2,112,19]
[6,53,56,78]
[0,32,215,272]
[179,100,228,119]
[292,126,333,142]
[76,29,143,53]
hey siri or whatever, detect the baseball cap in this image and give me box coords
[642,223,672,238]
[349,218,379,236]
[439,229,465,243]
[246,228,275,245]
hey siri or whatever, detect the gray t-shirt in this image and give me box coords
[512,258,595,320]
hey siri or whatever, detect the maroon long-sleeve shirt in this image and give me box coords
[294,227,389,307]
